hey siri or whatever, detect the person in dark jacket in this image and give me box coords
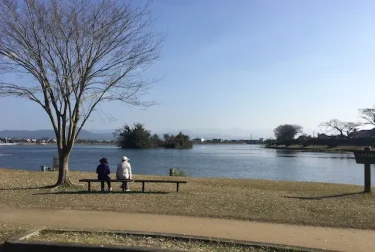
[96,157,112,192]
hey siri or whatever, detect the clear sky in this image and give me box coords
[0,0,374,138]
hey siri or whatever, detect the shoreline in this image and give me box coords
[2,143,116,146]
[264,145,366,153]
[3,142,251,147]
[0,167,363,186]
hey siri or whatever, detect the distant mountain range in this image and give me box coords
[0,129,115,140]
[0,128,273,140]
[153,128,270,140]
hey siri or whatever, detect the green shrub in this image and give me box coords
[170,168,188,177]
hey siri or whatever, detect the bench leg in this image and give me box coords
[177,183,180,193]
[142,182,145,192]
[88,182,91,192]
[122,182,125,192]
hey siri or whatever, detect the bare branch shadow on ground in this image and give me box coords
[32,190,170,196]
[284,191,365,200]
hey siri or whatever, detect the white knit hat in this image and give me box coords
[122,156,129,161]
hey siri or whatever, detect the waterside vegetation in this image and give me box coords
[115,123,193,149]
[265,105,375,152]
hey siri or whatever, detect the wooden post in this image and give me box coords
[364,163,371,193]
[177,183,180,193]
[142,182,145,192]
[354,147,374,193]
[88,182,91,192]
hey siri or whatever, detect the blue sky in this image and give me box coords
[0,0,374,138]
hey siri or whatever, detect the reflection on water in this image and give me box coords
[0,144,372,185]
[275,148,354,157]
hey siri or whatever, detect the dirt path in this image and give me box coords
[0,206,374,252]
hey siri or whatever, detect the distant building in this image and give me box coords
[354,129,375,138]
[317,134,332,139]
[192,138,205,143]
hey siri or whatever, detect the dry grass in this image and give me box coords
[0,223,30,243]
[0,169,375,229]
[27,230,294,252]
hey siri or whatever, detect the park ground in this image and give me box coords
[0,168,375,251]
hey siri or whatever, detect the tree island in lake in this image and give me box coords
[115,123,193,149]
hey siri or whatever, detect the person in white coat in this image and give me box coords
[116,156,132,191]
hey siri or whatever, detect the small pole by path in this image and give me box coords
[354,147,373,193]
[364,163,371,193]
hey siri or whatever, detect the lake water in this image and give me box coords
[0,144,372,185]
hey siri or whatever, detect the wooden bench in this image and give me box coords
[134,179,187,193]
[79,179,187,193]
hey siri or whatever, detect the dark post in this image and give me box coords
[363,147,371,193]
[364,163,371,193]
[354,147,373,193]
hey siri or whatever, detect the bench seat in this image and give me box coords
[79,179,187,193]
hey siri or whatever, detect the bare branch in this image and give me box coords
[359,106,375,126]
[319,119,346,136]
[319,119,361,138]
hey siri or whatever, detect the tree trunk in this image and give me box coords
[55,149,73,186]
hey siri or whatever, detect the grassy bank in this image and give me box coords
[0,223,30,244]
[0,227,301,252]
[265,144,365,153]
[27,230,294,252]
[0,169,374,229]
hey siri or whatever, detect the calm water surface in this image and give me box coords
[0,144,372,185]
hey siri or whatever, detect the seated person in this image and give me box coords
[96,157,112,192]
[116,156,132,192]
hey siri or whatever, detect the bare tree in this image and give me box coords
[343,122,361,138]
[0,0,162,186]
[319,119,345,137]
[319,119,360,138]
[359,106,375,126]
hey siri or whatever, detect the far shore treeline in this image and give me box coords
[115,123,193,149]
[267,105,375,148]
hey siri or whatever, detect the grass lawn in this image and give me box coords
[0,169,374,229]
[26,230,296,252]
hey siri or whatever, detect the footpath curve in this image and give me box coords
[0,206,374,252]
